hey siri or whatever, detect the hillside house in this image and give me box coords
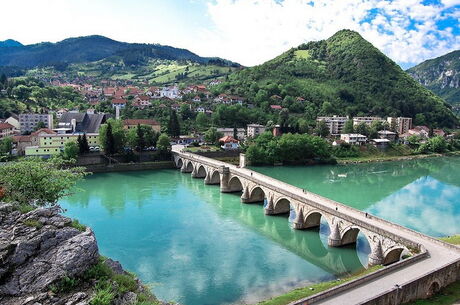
[340,134,367,145]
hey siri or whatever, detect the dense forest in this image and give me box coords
[217,30,458,128]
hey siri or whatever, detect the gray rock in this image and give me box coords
[0,206,99,297]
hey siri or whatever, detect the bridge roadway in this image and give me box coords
[172,148,460,305]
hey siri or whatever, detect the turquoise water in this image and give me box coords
[252,156,460,237]
[60,156,460,304]
[60,170,366,305]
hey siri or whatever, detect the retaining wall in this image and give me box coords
[84,161,175,173]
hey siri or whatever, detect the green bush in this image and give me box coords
[90,281,115,305]
[50,276,80,293]
[23,219,43,229]
[113,273,138,294]
[70,219,86,232]
[83,257,113,281]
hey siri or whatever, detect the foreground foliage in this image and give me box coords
[0,157,86,207]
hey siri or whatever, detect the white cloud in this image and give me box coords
[194,0,460,67]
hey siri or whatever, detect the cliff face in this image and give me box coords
[407,50,460,104]
[0,204,168,305]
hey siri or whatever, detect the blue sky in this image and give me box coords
[1,0,459,68]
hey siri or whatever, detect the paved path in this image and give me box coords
[174,150,460,304]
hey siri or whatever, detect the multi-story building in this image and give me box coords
[0,123,15,139]
[247,124,266,138]
[19,113,53,134]
[387,117,412,134]
[25,133,100,157]
[217,128,246,140]
[340,133,368,145]
[353,116,384,126]
[316,116,349,135]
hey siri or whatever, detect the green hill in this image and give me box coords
[219,30,457,128]
[407,50,460,105]
[0,39,23,48]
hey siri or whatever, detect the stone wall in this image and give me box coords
[84,161,175,173]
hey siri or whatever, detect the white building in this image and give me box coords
[0,123,15,139]
[217,128,246,140]
[19,113,54,134]
[247,124,266,138]
[160,86,180,99]
[353,116,384,126]
[387,117,412,134]
[316,116,349,135]
[340,133,367,145]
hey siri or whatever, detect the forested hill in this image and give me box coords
[0,39,23,48]
[0,35,240,68]
[218,29,457,128]
[407,50,460,105]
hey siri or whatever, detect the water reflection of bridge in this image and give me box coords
[179,173,365,276]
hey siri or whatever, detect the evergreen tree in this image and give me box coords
[233,126,238,140]
[81,133,90,153]
[343,120,354,134]
[316,120,329,138]
[77,135,83,154]
[104,122,116,156]
[136,123,146,151]
[168,110,181,137]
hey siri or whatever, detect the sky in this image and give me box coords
[0,0,459,68]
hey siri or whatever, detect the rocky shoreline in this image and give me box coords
[0,204,172,305]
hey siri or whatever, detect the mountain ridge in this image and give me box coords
[0,39,23,48]
[407,50,460,105]
[0,35,240,68]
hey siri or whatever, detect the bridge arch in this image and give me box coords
[383,246,405,265]
[206,170,221,185]
[248,186,266,203]
[340,226,361,246]
[304,211,323,229]
[273,197,291,215]
[194,165,207,178]
[227,176,244,192]
[185,161,194,173]
[176,158,183,169]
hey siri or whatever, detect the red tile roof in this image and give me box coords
[0,123,14,131]
[219,136,239,143]
[112,98,127,104]
[270,105,282,110]
[31,128,56,136]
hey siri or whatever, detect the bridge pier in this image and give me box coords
[328,223,342,247]
[368,240,384,266]
[180,163,192,173]
[292,208,305,229]
[264,197,275,215]
[219,166,232,193]
[241,187,250,203]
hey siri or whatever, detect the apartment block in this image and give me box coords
[19,113,53,134]
[316,116,349,135]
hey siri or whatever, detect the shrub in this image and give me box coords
[23,219,43,229]
[90,281,115,305]
[113,273,138,294]
[70,219,86,232]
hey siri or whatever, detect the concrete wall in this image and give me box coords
[189,150,240,159]
[77,154,106,166]
[84,161,175,173]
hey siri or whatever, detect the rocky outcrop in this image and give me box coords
[0,204,171,305]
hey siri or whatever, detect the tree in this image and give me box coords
[157,133,171,152]
[35,121,46,130]
[63,141,79,160]
[136,123,146,151]
[99,119,125,154]
[0,157,86,207]
[195,112,209,130]
[168,110,181,137]
[342,120,354,134]
[355,122,369,137]
[233,126,238,140]
[205,127,223,145]
[103,122,116,155]
[81,133,90,153]
[315,120,329,138]
[0,137,13,155]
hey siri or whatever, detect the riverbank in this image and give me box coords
[337,151,460,164]
[255,266,382,305]
[84,160,175,173]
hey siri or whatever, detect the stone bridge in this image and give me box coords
[174,151,418,266]
[173,150,460,305]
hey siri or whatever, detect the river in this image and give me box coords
[59,156,460,305]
